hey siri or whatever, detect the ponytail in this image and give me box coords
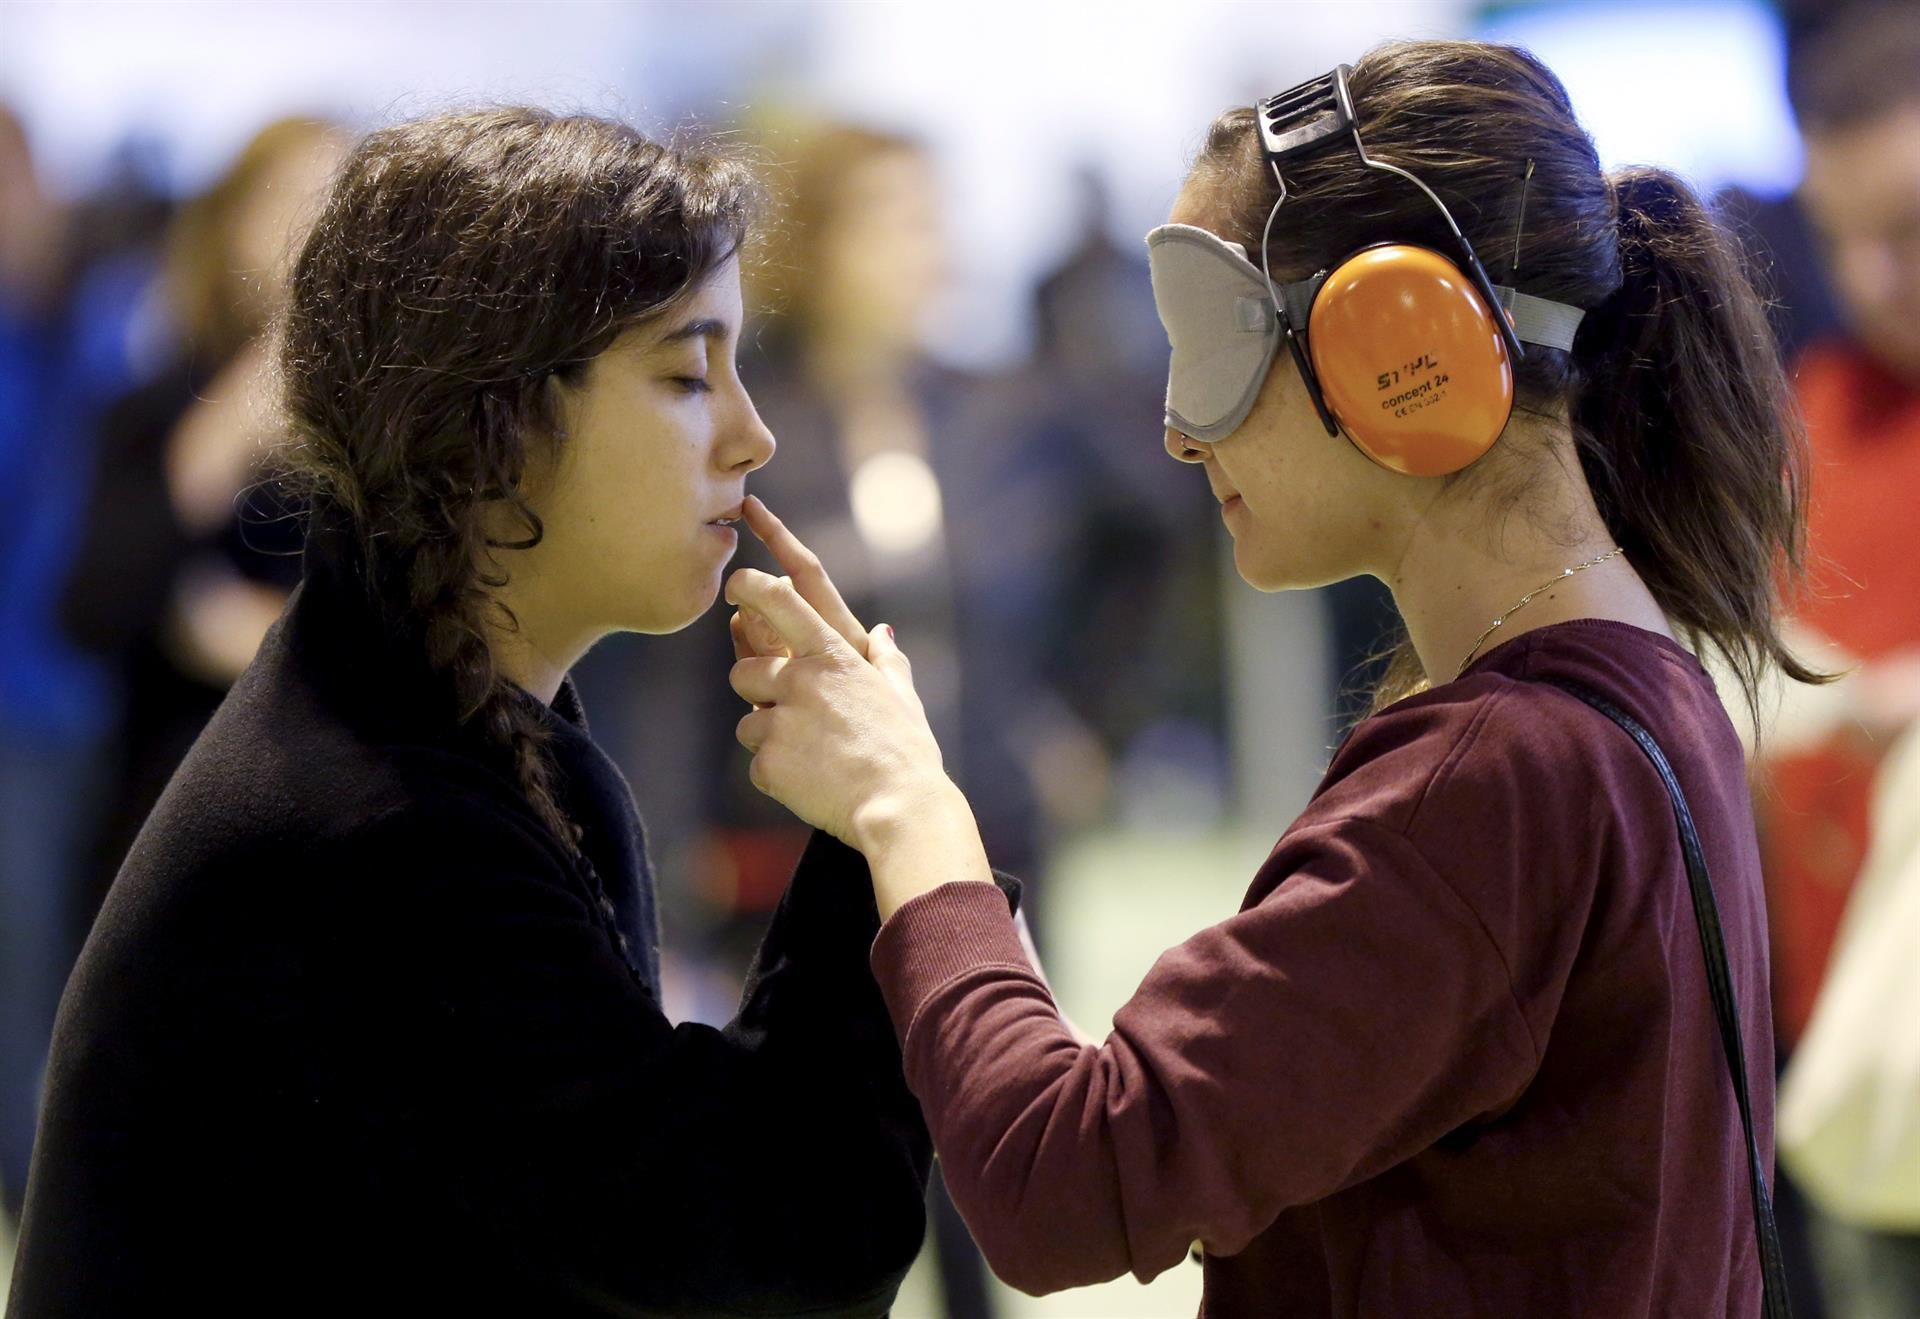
[1570,167,1829,717]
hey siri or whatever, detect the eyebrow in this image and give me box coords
[659,317,729,346]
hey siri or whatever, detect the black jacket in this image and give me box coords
[9,516,936,1317]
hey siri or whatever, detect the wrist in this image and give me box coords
[850,777,991,920]
[850,774,968,859]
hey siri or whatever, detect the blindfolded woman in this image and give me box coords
[727,39,1817,1318]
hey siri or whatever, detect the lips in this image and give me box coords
[706,500,745,527]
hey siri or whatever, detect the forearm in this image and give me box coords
[869,884,1146,1293]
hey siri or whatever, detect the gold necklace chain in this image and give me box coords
[1454,546,1626,679]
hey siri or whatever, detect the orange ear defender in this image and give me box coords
[1254,66,1583,477]
[1295,243,1515,477]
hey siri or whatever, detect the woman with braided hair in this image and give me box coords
[9,109,941,1318]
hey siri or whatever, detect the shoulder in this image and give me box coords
[343,755,574,887]
[105,708,580,996]
[1246,679,1611,1023]
[1295,621,1737,896]
[1290,669,1661,946]
[138,624,558,888]
[1315,619,1731,840]
[1309,675,1612,839]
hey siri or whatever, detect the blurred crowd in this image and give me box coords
[3,3,1920,1317]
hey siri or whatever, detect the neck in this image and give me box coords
[483,583,592,707]
[1382,431,1672,684]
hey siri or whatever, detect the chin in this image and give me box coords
[656,587,722,635]
[1231,541,1295,593]
[1233,541,1352,594]
[609,575,722,637]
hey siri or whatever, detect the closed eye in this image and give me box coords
[671,376,712,395]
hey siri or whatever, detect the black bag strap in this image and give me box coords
[1545,678,1792,1318]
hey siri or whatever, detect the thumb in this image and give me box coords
[732,607,787,660]
[725,569,839,659]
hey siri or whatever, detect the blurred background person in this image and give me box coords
[0,98,174,1231]
[0,102,112,1233]
[1748,3,1920,1315]
[571,113,1228,1319]
[581,116,1044,1319]
[992,164,1229,837]
[1779,722,1920,1319]
[744,125,1000,1319]
[576,121,968,993]
[57,116,342,948]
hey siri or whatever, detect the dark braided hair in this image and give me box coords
[277,107,758,850]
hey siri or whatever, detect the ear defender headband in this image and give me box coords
[1147,65,1586,477]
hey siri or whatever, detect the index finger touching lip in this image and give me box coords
[742,495,815,572]
[743,495,868,659]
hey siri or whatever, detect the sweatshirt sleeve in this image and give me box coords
[868,816,1541,1296]
[338,807,931,1318]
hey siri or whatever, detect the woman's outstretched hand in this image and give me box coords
[727,498,992,916]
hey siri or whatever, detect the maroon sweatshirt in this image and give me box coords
[871,620,1773,1317]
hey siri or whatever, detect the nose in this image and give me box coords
[1165,426,1207,464]
[722,388,777,475]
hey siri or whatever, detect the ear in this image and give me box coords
[499,370,578,502]
[540,370,579,443]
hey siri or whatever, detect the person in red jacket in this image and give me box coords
[1760,6,1920,1313]
[723,39,1822,1318]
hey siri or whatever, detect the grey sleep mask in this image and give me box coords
[1146,224,1281,443]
